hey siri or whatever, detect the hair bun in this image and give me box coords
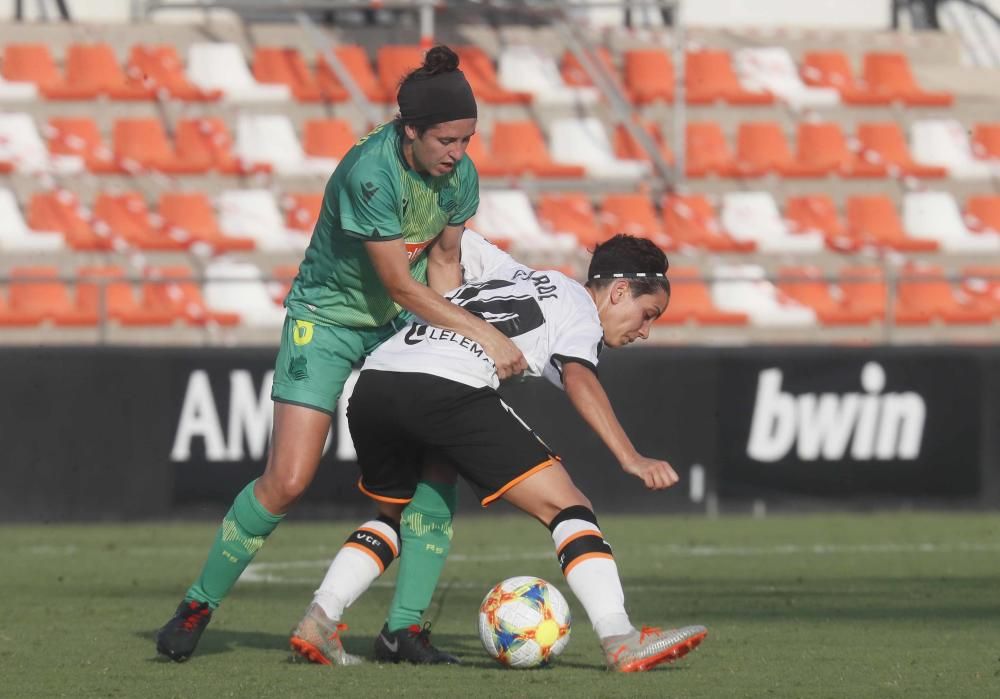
[422,45,460,75]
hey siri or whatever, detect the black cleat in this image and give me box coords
[373,622,461,665]
[156,599,213,662]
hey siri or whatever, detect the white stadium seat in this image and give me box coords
[204,260,287,327]
[0,112,52,173]
[187,43,290,102]
[734,47,839,109]
[721,192,825,253]
[234,114,329,176]
[903,191,1000,253]
[472,190,576,253]
[910,119,993,179]
[549,117,650,180]
[0,188,64,251]
[0,76,37,101]
[711,264,817,327]
[217,189,302,252]
[498,45,599,106]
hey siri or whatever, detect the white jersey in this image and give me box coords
[363,230,603,390]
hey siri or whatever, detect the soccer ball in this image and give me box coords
[478,576,571,668]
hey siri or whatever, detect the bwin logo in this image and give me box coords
[746,362,926,463]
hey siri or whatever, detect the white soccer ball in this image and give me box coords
[478,576,572,668]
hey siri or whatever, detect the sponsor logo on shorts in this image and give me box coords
[292,319,314,346]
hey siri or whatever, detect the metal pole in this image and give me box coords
[419,0,435,48]
[671,9,685,190]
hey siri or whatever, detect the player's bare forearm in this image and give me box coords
[563,362,639,465]
[426,224,464,294]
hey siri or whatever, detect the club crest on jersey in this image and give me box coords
[437,186,457,213]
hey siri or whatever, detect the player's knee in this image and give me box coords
[256,469,311,510]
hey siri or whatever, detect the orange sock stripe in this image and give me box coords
[343,542,386,573]
[556,529,603,557]
[357,526,398,558]
[356,478,413,505]
[563,551,614,576]
[481,458,557,507]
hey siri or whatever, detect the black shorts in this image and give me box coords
[348,370,558,507]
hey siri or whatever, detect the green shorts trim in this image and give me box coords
[271,314,409,415]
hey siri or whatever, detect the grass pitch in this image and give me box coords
[4,512,999,698]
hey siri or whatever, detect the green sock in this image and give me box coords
[386,481,457,632]
[185,480,283,608]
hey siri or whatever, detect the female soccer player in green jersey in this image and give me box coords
[156,45,527,663]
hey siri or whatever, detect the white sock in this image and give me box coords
[551,517,635,640]
[312,519,399,621]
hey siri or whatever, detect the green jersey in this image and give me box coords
[285,122,480,328]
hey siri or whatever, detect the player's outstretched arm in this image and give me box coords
[365,238,527,379]
[562,362,679,491]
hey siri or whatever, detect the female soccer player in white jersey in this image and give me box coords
[291,231,707,671]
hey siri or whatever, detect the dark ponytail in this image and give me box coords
[418,45,459,76]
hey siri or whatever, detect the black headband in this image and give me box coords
[397,70,478,127]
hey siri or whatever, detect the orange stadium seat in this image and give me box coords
[303,119,357,162]
[8,266,97,326]
[971,123,1000,161]
[861,52,953,107]
[961,265,1000,317]
[175,118,265,175]
[839,266,888,323]
[113,118,207,174]
[662,195,754,252]
[777,266,876,325]
[735,122,828,177]
[624,49,674,104]
[316,45,385,103]
[377,45,425,100]
[2,44,96,99]
[965,195,1000,235]
[63,43,152,100]
[142,265,239,326]
[128,45,221,101]
[46,117,117,173]
[27,190,109,251]
[846,196,938,252]
[283,193,323,233]
[465,133,506,178]
[77,266,178,326]
[613,122,674,166]
[93,192,187,251]
[561,48,624,94]
[794,122,885,178]
[685,50,772,105]
[656,267,748,325]
[491,121,585,178]
[685,122,737,177]
[856,122,947,178]
[800,51,892,105]
[785,195,857,252]
[600,194,675,250]
[253,47,322,102]
[0,288,43,326]
[895,263,991,325]
[271,264,300,305]
[455,46,531,104]
[537,193,606,248]
[158,193,255,252]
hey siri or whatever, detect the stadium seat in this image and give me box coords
[93,192,187,251]
[187,43,290,102]
[283,193,323,233]
[734,47,838,109]
[0,50,36,100]
[785,195,857,252]
[158,193,255,253]
[175,118,266,175]
[776,266,876,325]
[377,45,425,100]
[795,122,885,178]
[839,266,887,323]
[8,266,96,326]
[961,265,1000,317]
[902,191,1000,253]
[711,264,817,327]
[218,189,299,252]
[537,193,607,248]
[77,266,177,326]
[894,263,991,325]
[845,195,938,252]
[661,195,754,252]
[142,265,239,327]
[128,45,221,101]
[623,49,674,104]
[685,49,772,105]
[965,195,1000,236]
[0,188,64,251]
[599,194,675,250]
[800,51,892,105]
[465,132,507,178]
[861,52,953,107]
[735,122,828,177]
[612,122,674,167]
[971,123,1000,164]
[63,43,152,100]
[656,266,748,325]
[27,190,109,251]
[46,117,116,174]
[911,119,992,179]
[253,47,322,102]
[685,122,737,177]
[302,119,357,170]
[204,260,288,327]
[0,287,43,326]
[316,46,386,103]
[0,112,53,173]
[491,121,585,178]
[2,44,95,99]
[561,48,629,99]
[721,192,825,253]
[113,118,205,174]
[498,45,599,106]
[856,122,947,178]
[235,114,326,175]
[549,117,649,179]
[455,46,531,104]
[471,190,574,251]
[270,264,300,306]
